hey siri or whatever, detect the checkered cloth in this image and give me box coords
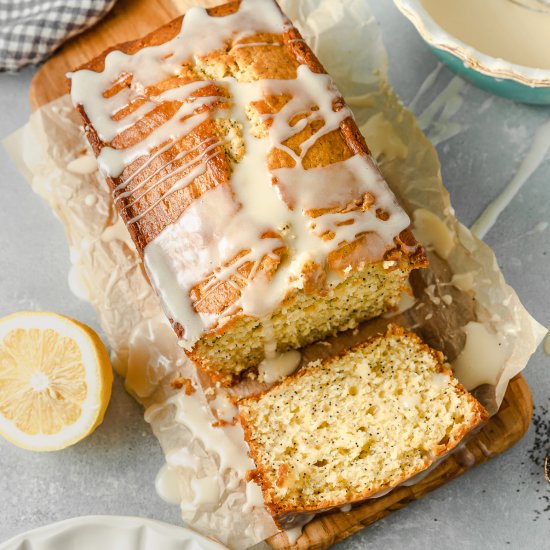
[0,0,117,72]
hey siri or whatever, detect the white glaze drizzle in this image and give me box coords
[381,288,416,318]
[145,388,254,479]
[155,463,182,504]
[492,220,548,250]
[210,391,238,423]
[284,514,315,544]
[258,350,301,384]
[66,154,98,174]
[187,476,221,509]
[143,66,409,342]
[231,41,282,50]
[422,0,550,70]
[114,138,220,204]
[126,145,224,225]
[243,480,265,513]
[408,61,465,149]
[69,0,411,345]
[69,0,288,175]
[470,118,550,239]
[408,62,443,112]
[257,318,301,383]
[417,75,465,147]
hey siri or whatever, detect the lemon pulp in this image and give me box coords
[0,312,113,451]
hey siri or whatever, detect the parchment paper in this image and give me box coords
[4,0,545,547]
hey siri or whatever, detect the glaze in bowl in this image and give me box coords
[394,0,550,104]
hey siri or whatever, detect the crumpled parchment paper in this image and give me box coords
[3,0,545,547]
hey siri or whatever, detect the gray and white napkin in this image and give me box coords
[0,0,116,72]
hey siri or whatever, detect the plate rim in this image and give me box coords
[0,515,228,550]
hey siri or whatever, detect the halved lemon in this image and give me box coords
[0,312,113,451]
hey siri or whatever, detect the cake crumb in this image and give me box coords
[171,376,196,395]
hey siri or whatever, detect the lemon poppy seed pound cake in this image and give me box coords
[238,326,488,523]
[68,0,427,385]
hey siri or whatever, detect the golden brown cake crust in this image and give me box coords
[238,325,489,521]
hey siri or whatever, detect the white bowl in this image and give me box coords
[394,0,550,104]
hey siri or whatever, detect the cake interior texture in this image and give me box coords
[191,263,413,384]
[238,326,488,518]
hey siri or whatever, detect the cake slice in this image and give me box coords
[68,0,427,386]
[238,325,488,523]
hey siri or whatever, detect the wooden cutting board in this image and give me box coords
[29,0,533,548]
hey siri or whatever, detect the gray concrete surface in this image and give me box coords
[0,2,549,549]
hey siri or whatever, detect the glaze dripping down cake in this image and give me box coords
[68,0,427,385]
[238,326,488,524]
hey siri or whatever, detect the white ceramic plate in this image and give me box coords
[0,516,228,550]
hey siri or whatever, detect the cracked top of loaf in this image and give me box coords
[68,0,426,346]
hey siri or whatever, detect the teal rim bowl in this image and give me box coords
[394,0,550,105]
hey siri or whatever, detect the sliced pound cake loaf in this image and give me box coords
[238,325,488,522]
[68,0,427,386]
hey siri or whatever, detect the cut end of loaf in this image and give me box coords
[187,261,415,385]
[238,325,488,519]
